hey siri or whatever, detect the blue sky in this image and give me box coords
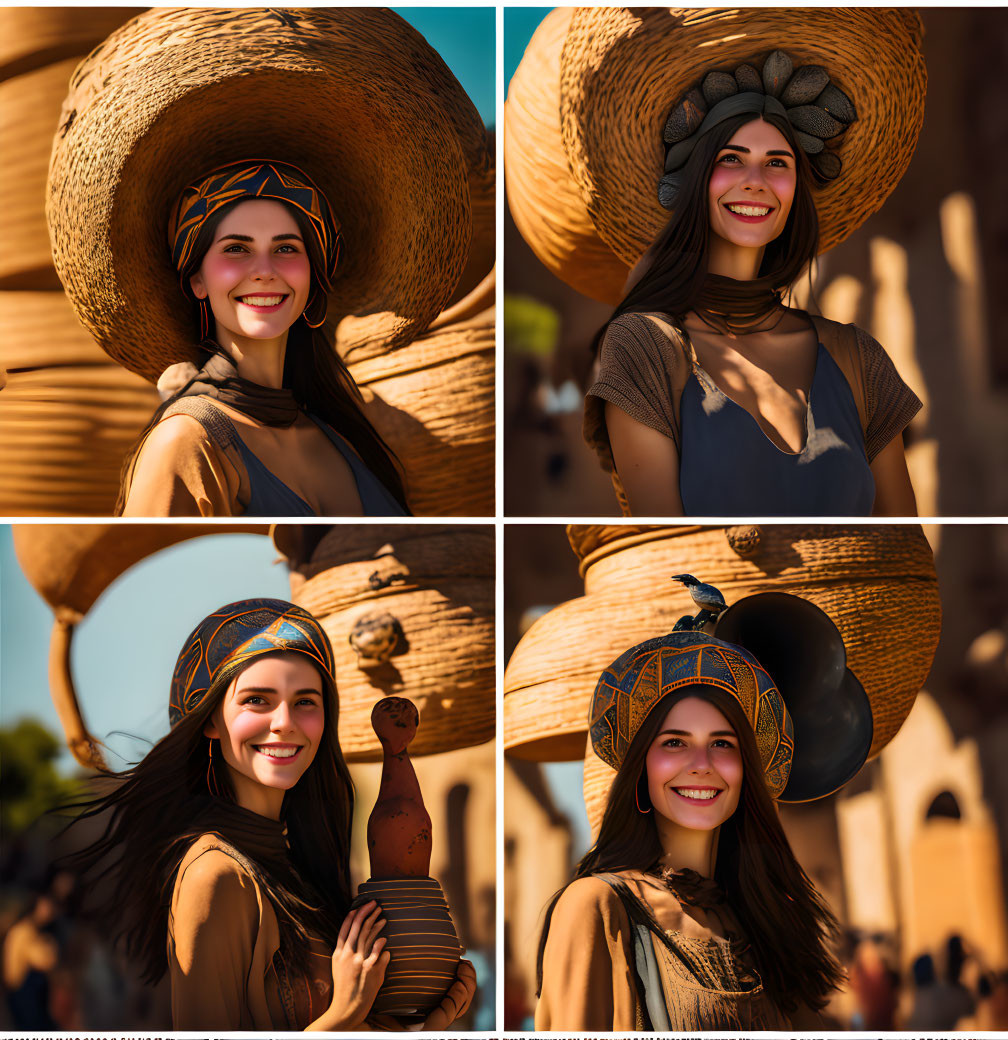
[397,7,495,127]
[0,527,289,773]
[504,8,551,93]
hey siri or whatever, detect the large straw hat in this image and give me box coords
[506,7,926,304]
[47,7,490,383]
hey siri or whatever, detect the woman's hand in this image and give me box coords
[419,958,477,1030]
[307,900,389,1031]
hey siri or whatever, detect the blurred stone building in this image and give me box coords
[503,522,1008,1025]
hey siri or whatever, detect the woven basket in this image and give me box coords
[504,8,629,305]
[46,7,489,383]
[280,525,495,761]
[0,8,144,79]
[351,269,495,517]
[0,58,84,286]
[504,525,940,812]
[506,7,926,301]
[0,293,158,514]
[12,523,267,769]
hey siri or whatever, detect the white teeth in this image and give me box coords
[240,295,285,306]
[727,204,771,217]
[675,788,720,800]
[257,745,299,759]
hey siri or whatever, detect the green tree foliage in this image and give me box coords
[0,720,81,835]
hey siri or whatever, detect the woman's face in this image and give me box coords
[645,696,743,831]
[189,199,311,349]
[706,117,797,255]
[204,652,325,818]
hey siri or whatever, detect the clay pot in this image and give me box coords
[355,876,461,1019]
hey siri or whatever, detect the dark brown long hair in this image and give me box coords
[115,197,408,513]
[62,651,354,984]
[592,111,820,356]
[536,685,843,1016]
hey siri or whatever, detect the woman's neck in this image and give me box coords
[708,234,765,282]
[654,816,719,877]
[218,331,288,389]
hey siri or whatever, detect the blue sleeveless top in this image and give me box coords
[678,343,875,515]
[172,398,407,516]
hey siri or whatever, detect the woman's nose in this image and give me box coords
[270,701,294,732]
[686,746,713,773]
[250,252,277,281]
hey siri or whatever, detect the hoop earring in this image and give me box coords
[303,292,328,329]
[636,774,651,814]
[207,738,221,798]
[198,297,211,341]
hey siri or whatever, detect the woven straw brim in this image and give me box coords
[282,524,495,762]
[505,525,940,768]
[47,8,488,383]
[560,7,926,269]
[505,8,926,303]
[504,8,629,305]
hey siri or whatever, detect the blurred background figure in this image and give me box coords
[2,886,58,1028]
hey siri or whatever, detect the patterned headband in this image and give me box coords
[168,159,341,294]
[589,631,794,799]
[658,49,857,208]
[169,598,336,727]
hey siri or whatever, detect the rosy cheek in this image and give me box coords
[276,256,310,288]
[707,169,735,200]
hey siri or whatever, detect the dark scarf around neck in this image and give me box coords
[181,350,301,427]
[693,273,785,336]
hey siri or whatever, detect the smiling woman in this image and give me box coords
[64,598,475,1030]
[116,161,408,518]
[533,626,846,1031]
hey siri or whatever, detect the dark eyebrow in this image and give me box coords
[659,728,737,738]
[236,685,322,695]
[720,144,794,159]
[215,232,304,243]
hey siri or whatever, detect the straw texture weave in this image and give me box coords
[504,525,939,773]
[283,525,494,761]
[505,7,926,302]
[47,7,488,382]
[504,8,629,305]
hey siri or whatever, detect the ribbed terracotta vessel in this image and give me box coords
[350,267,494,517]
[277,524,495,760]
[356,876,461,1019]
[0,8,156,514]
[0,291,157,514]
[503,525,941,830]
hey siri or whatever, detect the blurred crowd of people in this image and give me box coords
[832,931,1008,1031]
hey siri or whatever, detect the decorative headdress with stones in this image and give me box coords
[659,50,858,208]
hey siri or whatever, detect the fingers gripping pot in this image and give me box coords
[590,588,873,806]
[353,698,462,1020]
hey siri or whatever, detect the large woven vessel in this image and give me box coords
[0,9,157,515]
[355,876,461,1019]
[503,525,941,831]
[277,524,495,760]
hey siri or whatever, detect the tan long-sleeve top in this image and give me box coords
[168,834,333,1030]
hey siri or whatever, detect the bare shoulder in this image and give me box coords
[144,411,218,455]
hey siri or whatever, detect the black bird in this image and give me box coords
[671,574,727,631]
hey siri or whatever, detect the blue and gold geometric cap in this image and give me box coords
[589,630,795,799]
[169,599,335,727]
